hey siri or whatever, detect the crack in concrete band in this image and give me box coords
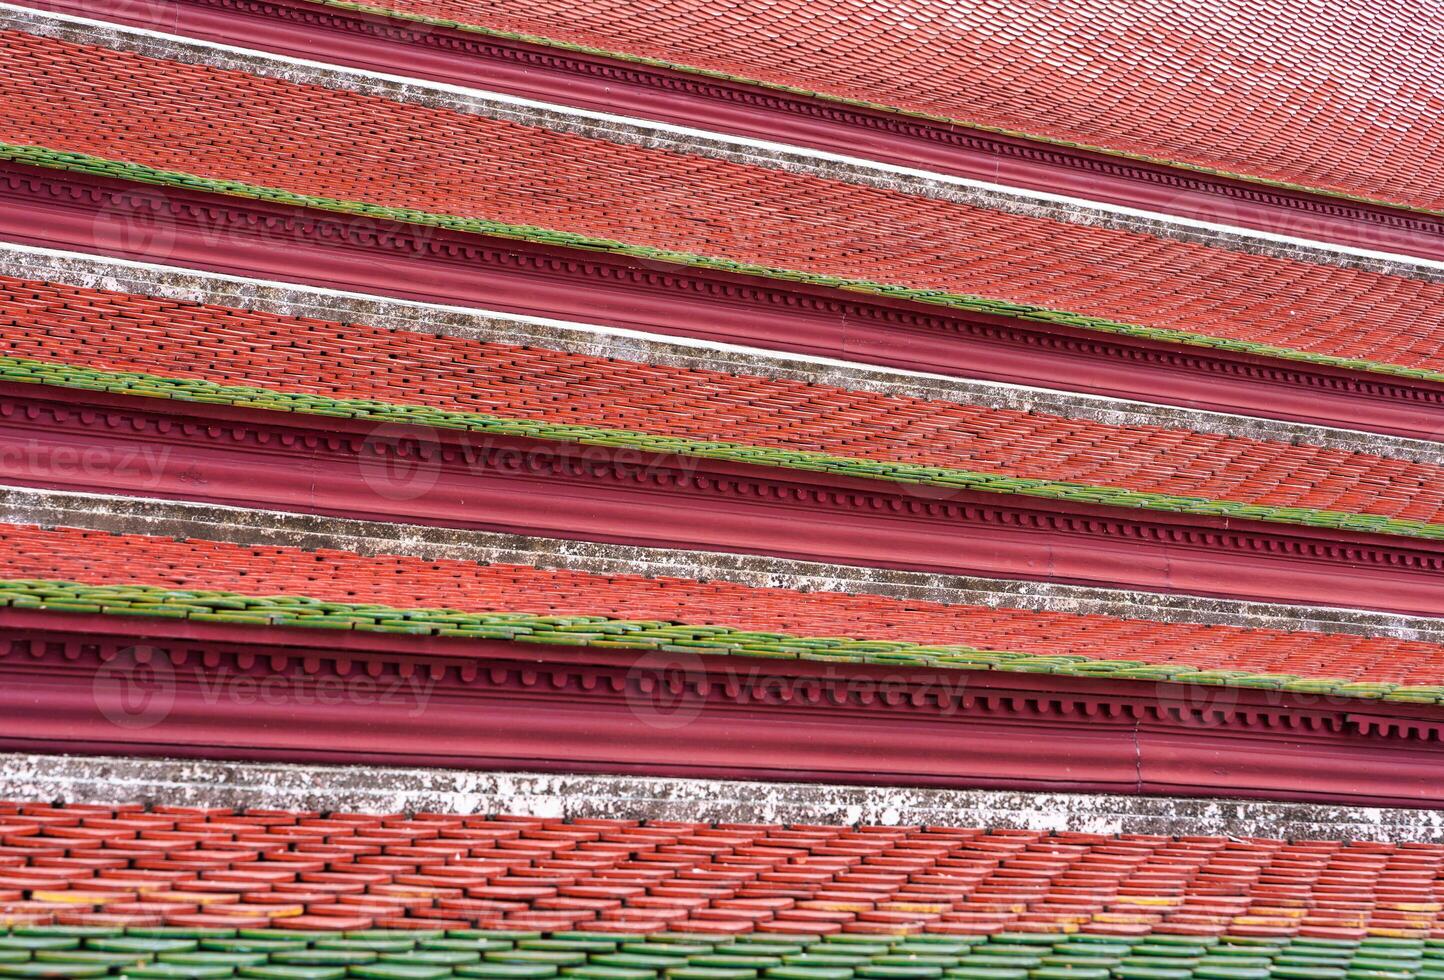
[4,752,1443,841]
[3,5,1443,281]
[5,486,1442,644]
[4,247,1442,468]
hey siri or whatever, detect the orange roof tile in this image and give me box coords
[1,799,1443,938]
[313,0,1444,212]
[4,275,1444,528]
[4,34,1444,378]
[7,522,1444,686]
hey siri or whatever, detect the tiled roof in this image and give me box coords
[296,0,1444,214]
[3,801,1444,942]
[3,930,1440,980]
[6,36,1444,383]
[7,523,1444,695]
[5,276,1444,540]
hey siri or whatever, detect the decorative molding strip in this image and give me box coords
[5,381,1444,616]
[4,162,1444,441]
[18,0,1444,260]
[9,485,1442,644]
[13,143,1444,393]
[9,751,1444,840]
[6,2,1444,283]
[10,576,1444,702]
[3,607,1444,807]
[7,245,1443,467]
[11,354,1444,542]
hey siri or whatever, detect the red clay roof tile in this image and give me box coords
[5,800,1444,937]
[5,802,1444,941]
[309,0,1444,213]
[5,522,1444,686]
[5,275,1444,527]
[4,34,1444,376]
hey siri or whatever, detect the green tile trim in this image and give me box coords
[1,928,1444,980]
[302,0,1443,218]
[1,576,1440,701]
[1,347,1441,542]
[4,142,1444,388]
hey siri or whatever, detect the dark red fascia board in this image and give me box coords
[3,161,1444,442]
[21,0,1444,260]
[4,606,1444,808]
[6,380,1444,618]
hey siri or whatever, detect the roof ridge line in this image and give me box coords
[6,350,1444,543]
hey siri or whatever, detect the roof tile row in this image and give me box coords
[2,801,1444,940]
[4,34,1444,377]
[4,523,1444,688]
[5,276,1444,529]
[304,0,1444,212]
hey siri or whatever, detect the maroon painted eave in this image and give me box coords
[6,379,1444,617]
[20,0,1444,260]
[5,607,1444,808]
[3,161,1444,441]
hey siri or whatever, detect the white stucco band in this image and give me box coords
[3,752,1441,842]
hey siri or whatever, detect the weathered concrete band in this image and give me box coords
[4,245,1441,468]
[5,485,1441,643]
[5,751,1444,842]
[2,4,1441,283]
